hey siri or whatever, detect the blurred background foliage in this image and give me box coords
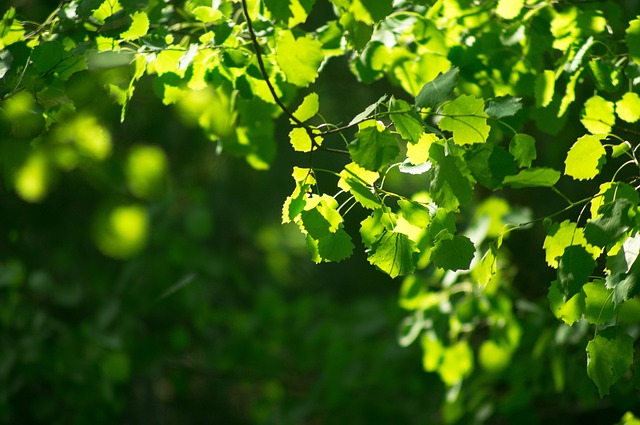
[2,0,640,424]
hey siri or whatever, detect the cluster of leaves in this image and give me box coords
[2,0,640,422]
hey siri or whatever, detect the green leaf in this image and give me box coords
[584,280,617,324]
[438,95,490,145]
[484,96,522,119]
[543,220,601,268]
[465,145,516,190]
[389,98,424,144]
[367,231,419,278]
[564,135,606,180]
[264,0,314,28]
[415,67,459,109]
[289,127,322,152]
[431,234,475,271]
[337,162,381,209]
[348,126,400,171]
[316,227,354,262]
[349,95,387,125]
[120,11,149,40]
[31,40,64,73]
[558,245,596,297]
[406,132,437,165]
[275,29,324,87]
[351,0,393,24]
[439,340,474,385]
[429,152,473,211]
[558,68,583,117]
[300,195,342,239]
[292,92,319,122]
[584,199,633,247]
[509,134,536,168]
[586,327,634,397]
[398,200,431,229]
[625,17,640,66]
[605,270,638,306]
[502,167,560,188]
[496,0,524,20]
[192,6,223,23]
[615,92,640,123]
[581,95,615,134]
[360,209,394,248]
[548,280,585,325]
[535,70,555,108]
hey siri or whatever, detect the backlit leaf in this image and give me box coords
[120,11,149,40]
[337,162,381,209]
[581,95,615,134]
[429,152,473,211]
[276,29,324,87]
[584,280,617,324]
[548,280,585,325]
[615,92,640,123]
[367,231,419,278]
[586,327,634,397]
[496,0,524,20]
[289,127,322,152]
[438,95,490,145]
[407,133,437,165]
[317,227,354,262]
[292,92,319,122]
[625,17,640,66]
[535,70,555,108]
[543,220,601,268]
[564,135,606,180]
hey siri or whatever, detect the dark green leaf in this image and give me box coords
[360,209,394,248]
[484,96,522,118]
[502,167,560,188]
[349,95,387,125]
[558,245,596,298]
[415,67,459,109]
[367,231,418,278]
[586,326,635,397]
[349,126,400,171]
[509,134,536,168]
[317,227,354,262]
[389,98,424,144]
[31,41,64,74]
[584,199,633,247]
[431,235,475,271]
[429,153,473,211]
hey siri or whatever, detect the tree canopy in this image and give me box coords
[2,0,640,423]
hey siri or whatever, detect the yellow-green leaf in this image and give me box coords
[438,95,490,145]
[564,135,606,180]
[292,92,319,122]
[496,0,524,20]
[276,30,324,87]
[581,95,615,134]
[120,11,149,40]
[289,127,322,152]
[615,92,640,123]
[535,70,555,108]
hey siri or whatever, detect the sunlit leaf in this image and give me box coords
[583,280,617,324]
[548,280,584,325]
[289,127,322,152]
[564,134,606,180]
[581,95,615,134]
[407,132,437,165]
[438,95,490,145]
[625,17,640,66]
[337,162,381,209]
[586,327,634,397]
[535,70,555,108]
[543,220,601,268]
[615,92,640,123]
[276,29,324,87]
[496,0,524,20]
[120,11,149,40]
[292,92,319,122]
[316,227,354,262]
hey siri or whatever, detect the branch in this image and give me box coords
[240,0,303,127]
